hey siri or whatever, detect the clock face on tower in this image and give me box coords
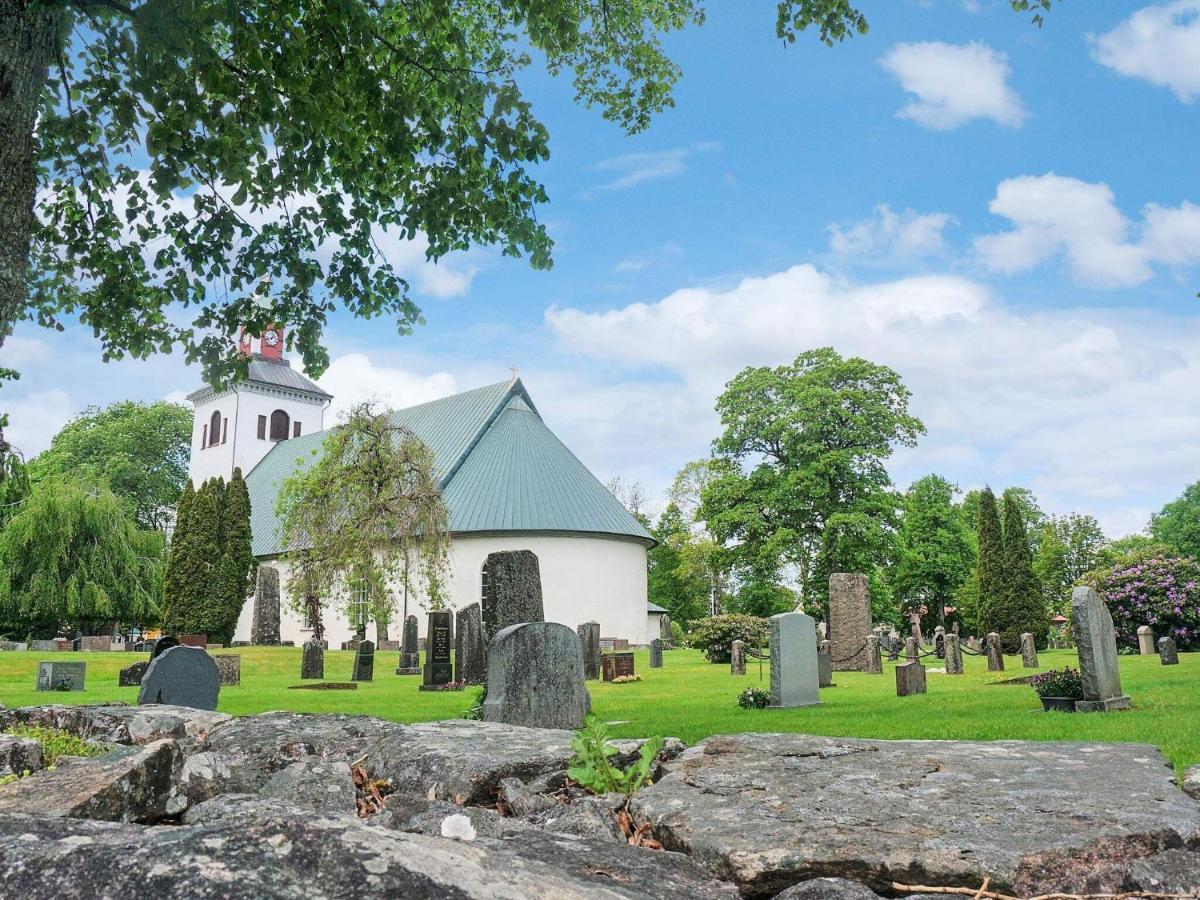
[241,332,253,347]
[264,330,280,347]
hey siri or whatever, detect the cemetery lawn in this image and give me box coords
[1,647,1196,777]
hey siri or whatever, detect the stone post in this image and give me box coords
[577,622,601,680]
[905,636,919,661]
[1020,632,1038,669]
[896,660,926,696]
[944,633,963,675]
[985,632,1005,672]
[818,639,833,688]
[1071,586,1131,711]
[768,611,820,708]
[1158,636,1180,666]
[649,638,663,668]
[828,573,871,672]
[455,603,486,684]
[1137,626,1155,656]
[250,565,281,646]
[865,635,882,674]
[730,640,746,676]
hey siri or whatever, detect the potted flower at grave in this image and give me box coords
[1031,668,1083,712]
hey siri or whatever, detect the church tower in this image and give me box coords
[186,326,332,486]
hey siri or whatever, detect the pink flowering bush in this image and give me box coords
[1084,553,1200,651]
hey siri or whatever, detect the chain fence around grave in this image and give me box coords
[739,636,983,680]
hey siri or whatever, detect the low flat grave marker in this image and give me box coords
[601,651,635,681]
[896,660,926,696]
[288,682,358,691]
[36,661,85,692]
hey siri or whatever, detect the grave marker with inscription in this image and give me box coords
[421,611,454,690]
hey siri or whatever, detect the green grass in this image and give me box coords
[1,647,1196,776]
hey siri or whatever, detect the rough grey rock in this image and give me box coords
[137,645,220,710]
[629,733,1200,897]
[497,776,561,818]
[536,793,626,843]
[0,739,183,823]
[0,735,44,777]
[481,549,545,643]
[0,703,229,746]
[0,801,736,899]
[774,878,883,900]
[250,565,281,645]
[1126,847,1200,894]
[1184,765,1200,801]
[391,798,541,840]
[481,622,590,730]
[259,756,356,815]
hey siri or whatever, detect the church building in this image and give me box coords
[187,329,655,646]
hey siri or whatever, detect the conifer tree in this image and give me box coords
[219,469,255,631]
[163,478,222,637]
[161,481,195,626]
[998,492,1046,652]
[975,487,1005,637]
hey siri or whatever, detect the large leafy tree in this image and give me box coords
[28,401,191,530]
[647,503,709,627]
[276,402,450,631]
[891,474,975,629]
[0,477,162,637]
[702,347,924,617]
[668,458,735,617]
[0,436,30,529]
[1150,481,1200,562]
[1033,513,1106,614]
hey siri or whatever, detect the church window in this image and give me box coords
[269,409,290,442]
[257,415,266,439]
[208,410,222,447]
[202,423,208,447]
[348,578,369,632]
[222,417,229,444]
[293,421,302,438]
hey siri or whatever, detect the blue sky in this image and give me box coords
[6,0,1200,536]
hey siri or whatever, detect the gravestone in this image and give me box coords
[1020,632,1038,668]
[649,639,663,668]
[30,640,57,652]
[985,632,1005,672]
[80,635,112,652]
[250,565,282,645]
[178,634,208,648]
[377,640,401,652]
[1071,586,1132,712]
[910,612,923,645]
[481,622,590,729]
[659,613,673,646]
[481,550,544,643]
[1137,625,1155,656]
[420,611,454,690]
[137,646,219,710]
[351,640,375,682]
[118,660,149,686]
[455,603,486,684]
[904,636,919,661]
[896,660,927,696]
[214,655,241,686]
[0,642,18,651]
[577,622,601,680]
[1158,636,1180,666]
[828,573,872,672]
[934,626,945,659]
[152,635,179,660]
[396,615,420,675]
[817,640,834,688]
[601,652,635,681]
[731,639,747,676]
[768,611,820,709]
[36,661,85,692]
[865,635,882,674]
[944,633,963,675]
[301,639,325,679]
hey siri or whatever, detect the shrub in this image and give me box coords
[737,687,771,709]
[669,620,685,647]
[1031,668,1083,700]
[2,725,105,768]
[567,715,662,797]
[686,614,770,663]
[1081,553,1200,651]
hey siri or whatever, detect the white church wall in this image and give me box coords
[234,533,649,647]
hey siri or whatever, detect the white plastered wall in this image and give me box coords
[232,533,650,646]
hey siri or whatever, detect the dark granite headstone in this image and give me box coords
[80,635,112,652]
[481,622,590,729]
[137,645,220,710]
[118,660,149,687]
[577,622,601,680]
[351,640,375,682]
[481,550,544,643]
[301,639,325,679]
[151,635,179,660]
[454,603,486,685]
[1158,636,1180,666]
[36,661,85,692]
[601,652,635,681]
[649,638,663,668]
[250,565,281,645]
[214,655,241,686]
[396,615,420,675]
[420,611,454,690]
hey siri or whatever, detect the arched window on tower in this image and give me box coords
[208,410,222,447]
[269,409,291,442]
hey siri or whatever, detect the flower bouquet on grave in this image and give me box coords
[737,687,771,710]
[1031,668,1083,712]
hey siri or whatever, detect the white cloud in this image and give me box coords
[975,174,1200,286]
[546,264,1200,537]
[3,389,76,459]
[316,353,459,421]
[879,41,1027,130]
[1091,2,1200,102]
[592,142,720,191]
[612,241,684,274]
[828,205,957,260]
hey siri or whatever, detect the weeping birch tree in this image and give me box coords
[276,402,451,640]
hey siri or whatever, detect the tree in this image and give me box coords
[668,458,735,617]
[975,487,1005,637]
[0,477,161,636]
[213,467,254,638]
[702,347,924,619]
[647,503,709,627]
[1033,513,1106,614]
[276,402,451,632]
[996,491,1046,652]
[28,401,192,530]
[1150,481,1200,562]
[891,475,975,629]
[0,437,30,529]
[161,477,226,640]
[605,476,651,522]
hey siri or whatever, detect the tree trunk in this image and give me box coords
[0,2,61,364]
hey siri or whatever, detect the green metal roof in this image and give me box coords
[245,378,652,556]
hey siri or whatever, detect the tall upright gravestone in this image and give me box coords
[301,639,324,679]
[455,603,486,684]
[768,611,820,709]
[659,613,673,646]
[482,622,590,729]
[396,615,420,675]
[421,610,454,690]
[1137,625,1155,656]
[351,640,375,682]
[1020,632,1039,669]
[649,639,663,669]
[577,622,601,680]
[864,634,882,674]
[1071,587,1131,711]
[944,633,963,675]
[481,550,545,643]
[250,566,281,646]
[828,573,872,672]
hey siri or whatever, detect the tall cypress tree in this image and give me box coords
[164,478,222,636]
[999,492,1046,653]
[215,468,254,643]
[161,481,196,628]
[976,487,1004,638]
